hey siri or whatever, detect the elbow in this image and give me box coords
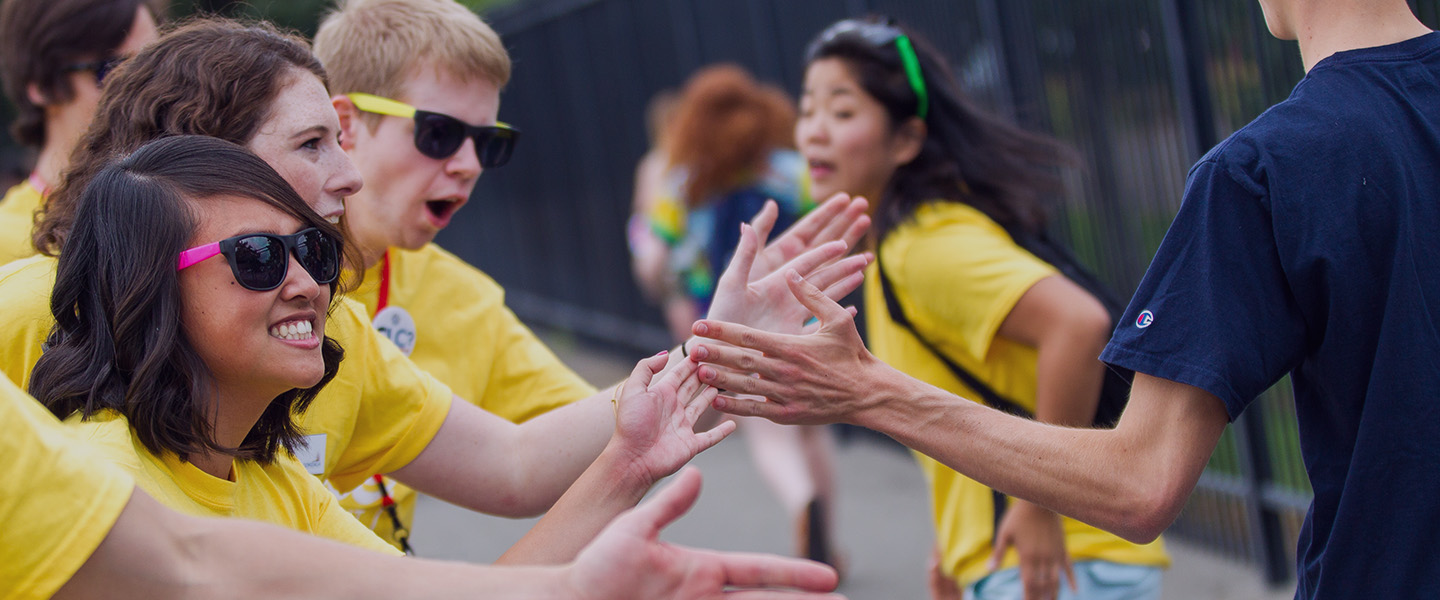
[1113,476,1191,544]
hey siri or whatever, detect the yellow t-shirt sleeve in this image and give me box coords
[312,298,453,492]
[883,212,1056,365]
[0,377,134,600]
[0,256,58,391]
[0,182,42,266]
[474,285,596,422]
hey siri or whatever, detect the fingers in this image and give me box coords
[672,362,706,405]
[717,223,762,290]
[625,467,703,537]
[692,318,790,357]
[684,384,721,424]
[628,352,670,392]
[784,270,853,326]
[690,342,782,382]
[712,393,792,423]
[690,408,736,450]
[750,200,779,246]
[776,240,848,281]
[1062,558,1077,592]
[803,253,872,298]
[685,548,840,593]
[986,535,1011,573]
[652,352,699,394]
[812,196,869,248]
[783,193,851,246]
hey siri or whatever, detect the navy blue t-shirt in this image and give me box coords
[1102,33,1440,598]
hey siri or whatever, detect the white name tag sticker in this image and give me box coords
[295,433,328,475]
[372,306,418,356]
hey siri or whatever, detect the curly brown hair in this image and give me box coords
[663,64,796,208]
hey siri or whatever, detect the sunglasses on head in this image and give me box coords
[347,93,520,168]
[810,18,929,120]
[64,56,125,85]
[177,227,340,292]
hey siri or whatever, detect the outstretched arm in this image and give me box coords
[691,271,1229,543]
[56,476,841,600]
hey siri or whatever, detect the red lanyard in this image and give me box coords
[26,172,49,197]
[375,249,392,313]
[369,248,410,554]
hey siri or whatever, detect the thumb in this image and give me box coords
[785,269,849,325]
[625,467,703,538]
[987,530,1012,573]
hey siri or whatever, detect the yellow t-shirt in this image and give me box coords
[863,202,1169,586]
[0,181,41,265]
[338,243,597,547]
[0,376,134,600]
[63,410,401,556]
[0,255,453,495]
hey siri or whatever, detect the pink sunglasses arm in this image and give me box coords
[177,242,221,271]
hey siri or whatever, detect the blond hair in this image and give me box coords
[313,0,510,103]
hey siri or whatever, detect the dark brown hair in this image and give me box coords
[33,17,327,256]
[664,64,796,207]
[805,17,1077,241]
[30,135,347,464]
[0,0,163,147]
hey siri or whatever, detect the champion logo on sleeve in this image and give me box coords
[1136,310,1155,328]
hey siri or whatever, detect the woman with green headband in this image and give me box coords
[795,17,1169,600]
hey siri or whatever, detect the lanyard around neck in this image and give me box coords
[375,249,392,313]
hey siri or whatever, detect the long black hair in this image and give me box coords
[30,135,348,464]
[805,17,1077,242]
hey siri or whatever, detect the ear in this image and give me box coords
[26,82,49,106]
[889,116,926,167]
[332,95,360,151]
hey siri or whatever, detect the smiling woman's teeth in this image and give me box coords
[270,320,314,340]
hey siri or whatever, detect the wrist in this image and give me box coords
[595,442,659,499]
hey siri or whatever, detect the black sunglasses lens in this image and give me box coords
[231,236,287,290]
[294,229,339,284]
[414,113,466,159]
[475,129,517,168]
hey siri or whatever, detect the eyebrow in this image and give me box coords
[289,125,331,140]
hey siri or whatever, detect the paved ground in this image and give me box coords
[409,329,1295,600]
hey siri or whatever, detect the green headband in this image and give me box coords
[894,35,928,120]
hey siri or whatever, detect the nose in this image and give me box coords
[278,252,324,304]
[796,114,827,149]
[446,135,483,181]
[321,150,364,219]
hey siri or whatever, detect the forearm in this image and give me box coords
[856,368,1222,542]
[501,389,621,512]
[497,444,651,565]
[56,490,568,600]
[390,394,614,518]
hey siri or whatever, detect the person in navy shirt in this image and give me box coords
[684,0,1439,597]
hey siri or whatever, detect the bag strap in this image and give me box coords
[875,247,1021,535]
[875,249,1033,420]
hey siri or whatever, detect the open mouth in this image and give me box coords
[425,199,460,221]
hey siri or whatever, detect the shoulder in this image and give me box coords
[390,244,506,314]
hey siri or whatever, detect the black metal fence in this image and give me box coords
[444,0,1440,585]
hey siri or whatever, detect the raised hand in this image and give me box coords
[988,501,1076,600]
[747,193,870,282]
[565,468,845,600]
[706,221,871,338]
[611,352,737,484]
